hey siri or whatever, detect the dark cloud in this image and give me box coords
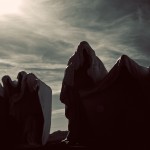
[39,40,74,63]
[58,0,150,29]
[52,0,150,63]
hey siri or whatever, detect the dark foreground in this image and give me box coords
[3,142,149,150]
[0,131,89,150]
[1,131,149,150]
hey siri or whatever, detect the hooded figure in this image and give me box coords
[2,71,27,117]
[60,41,108,144]
[2,74,25,145]
[2,72,52,147]
[75,55,150,148]
[62,41,108,88]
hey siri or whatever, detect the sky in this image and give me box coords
[0,0,150,133]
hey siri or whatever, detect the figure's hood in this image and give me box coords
[17,71,27,82]
[63,41,108,86]
[68,41,96,70]
[2,75,17,88]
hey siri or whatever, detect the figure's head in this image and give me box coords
[79,41,94,68]
[2,75,12,88]
[69,41,96,70]
[17,71,27,81]
[78,41,92,52]
[80,41,89,45]
[2,75,10,83]
[82,48,92,68]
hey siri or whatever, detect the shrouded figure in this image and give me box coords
[79,54,150,149]
[60,41,108,145]
[2,71,52,148]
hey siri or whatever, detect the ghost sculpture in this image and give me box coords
[79,55,150,149]
[2,71,52,147]
[60,41,150,149]
[60,41,108,144]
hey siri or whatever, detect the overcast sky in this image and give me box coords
[0,0,150,133]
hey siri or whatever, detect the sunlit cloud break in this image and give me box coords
[0,0,23,15]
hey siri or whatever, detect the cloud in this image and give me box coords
[1,0,150,65]
[51,0,150,66]
[52,108,65,115]
[51,108,67,133]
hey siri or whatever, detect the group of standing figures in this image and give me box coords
[0,41,150,149]
[60,41,150,149]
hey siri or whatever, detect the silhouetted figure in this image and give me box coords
[2,75,21,146]
[60,41,108,145]
[80,54,150,149]
[60,41,150,149]
[1,71,52,148]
